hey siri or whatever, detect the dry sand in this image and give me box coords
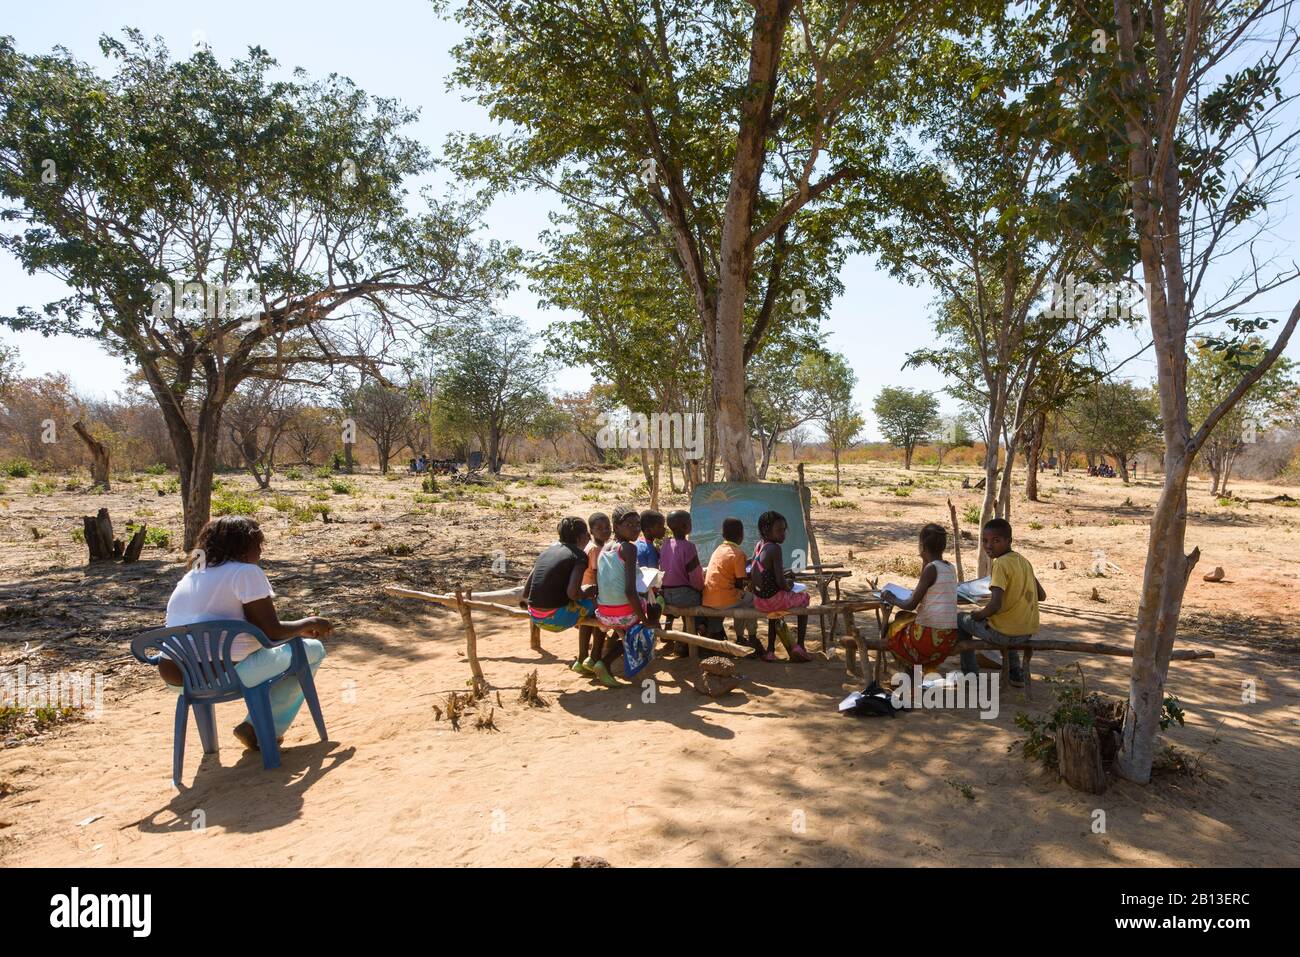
[1,462,1297,866]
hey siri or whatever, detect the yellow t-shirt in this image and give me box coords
[989,551,1039,637]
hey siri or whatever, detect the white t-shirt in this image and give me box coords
[165,561,275,662]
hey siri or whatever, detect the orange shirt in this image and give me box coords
[703,541,748,607]
[582,540,603,588]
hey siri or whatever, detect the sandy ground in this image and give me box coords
[1,461,1298,866]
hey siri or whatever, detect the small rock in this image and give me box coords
[1064,538,1073,545]
[1089,587,1104,602]
[1203,566,1225,583]
[572,855,612,868]
[1051,560,1066,570]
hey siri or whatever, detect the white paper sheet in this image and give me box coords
[956,576,992,603]
[880,583,913,605]
[638,565,660,594]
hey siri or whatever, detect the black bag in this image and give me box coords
[848,681,900,718]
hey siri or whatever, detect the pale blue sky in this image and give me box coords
[2,0,1297,440]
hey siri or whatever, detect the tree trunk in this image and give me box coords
[904,444,913,470]
[977,431,1001,576]
[488,423,502,474]
[344,442,354,472]
[1116,465,1199,783]
[72,420,111,490]
[651,448,662,512]
[833,447,841,491]
[1025,411,1045,502]
[1116,453,1131,484]
[709,0,787,484]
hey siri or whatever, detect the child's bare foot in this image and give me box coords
[233,722,283,751]
[233,722,260,751]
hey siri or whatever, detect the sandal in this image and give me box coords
[789,643,812,663]
[761,652,778,662]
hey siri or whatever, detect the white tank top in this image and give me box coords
[915,560,957,630]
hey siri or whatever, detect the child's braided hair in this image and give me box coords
[557,516,588,546]
[756,510,785,539]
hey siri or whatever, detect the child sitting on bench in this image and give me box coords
[750,510,812,663]
[702,516,759,653]
[574,511,616,679]
[958,518,1045,687]
[594,505,659,685]
[521,516,596,637]
[883,522,959,668]
[660,509,706,655]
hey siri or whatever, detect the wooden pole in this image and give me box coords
[454,586,488,696]
[797,463,831,650]
[948,498,965,583]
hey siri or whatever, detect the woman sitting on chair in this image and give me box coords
[160,516,334,751]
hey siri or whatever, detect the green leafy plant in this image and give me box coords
[144,463,168,475]
[212,490,259,516]
[4,459,33,478]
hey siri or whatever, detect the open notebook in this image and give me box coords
[880,576,993,605]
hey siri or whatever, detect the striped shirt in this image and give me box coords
[915,560,957,630]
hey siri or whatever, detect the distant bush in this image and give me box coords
[329,479,355,495]
[144,463,168,475]
[270,494,295,512]
[4,459,33,478]
[212,490,259,516]
[284,467,304,481]
[962,505,981,526]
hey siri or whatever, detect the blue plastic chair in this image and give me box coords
[130,620,327,787]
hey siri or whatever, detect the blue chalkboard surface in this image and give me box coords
[689,482,811,569]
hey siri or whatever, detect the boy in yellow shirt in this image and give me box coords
[958,518,1046,686]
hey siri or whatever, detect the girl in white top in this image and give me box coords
[161,516,334,752]
[884,523,961,668]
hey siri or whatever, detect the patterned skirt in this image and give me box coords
[886,613,959,669]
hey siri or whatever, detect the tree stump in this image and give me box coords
[81,508,146,564]
[1056,724,1107,794]
[83,508,116,562]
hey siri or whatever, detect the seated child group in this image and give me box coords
[521,503,1043,689]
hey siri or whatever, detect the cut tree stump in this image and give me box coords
[1056,724,1107,794]
[80,508,146,564]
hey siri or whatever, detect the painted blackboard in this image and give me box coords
[689,482,810,569]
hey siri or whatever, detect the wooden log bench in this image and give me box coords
[383,585,757,659]
[841,634,1216,700]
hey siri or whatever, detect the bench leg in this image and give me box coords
[529,621,541,651]
[1023,648,1033,701]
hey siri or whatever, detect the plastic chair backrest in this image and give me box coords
[131,620,271,698]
